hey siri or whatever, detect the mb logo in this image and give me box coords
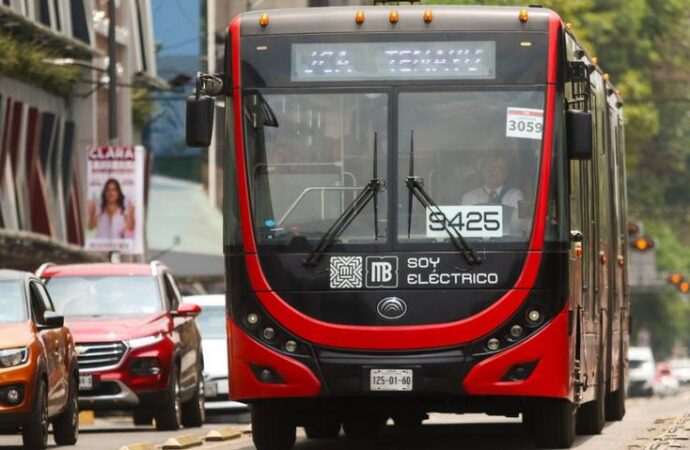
[366,256,398,288]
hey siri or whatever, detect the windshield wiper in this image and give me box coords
[405,130,481,266]
[303,133,385,267]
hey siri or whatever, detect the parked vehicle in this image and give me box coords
[669,358,690,384]
[628,346,655,397]
[653,362,680,397]
[184,295,246,412]
[0,269,79,449]
[39,262,204,431]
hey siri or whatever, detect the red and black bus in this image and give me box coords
[186,5,628,449]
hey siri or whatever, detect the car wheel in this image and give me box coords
[251,402,296,450]
[155,368,182,431]
[22,380,48,450]
[181,368,205,428]
[53,374,79,445]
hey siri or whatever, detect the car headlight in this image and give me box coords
[127,333,164,349]
[0,348,29,368]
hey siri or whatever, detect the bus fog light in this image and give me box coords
[285,340,298,353]
[527,309,542,325]
[246,313,259,326]
[259,369,273,382]
[262,327,276,340]
[510,325,524,339]
[487,338,500,351]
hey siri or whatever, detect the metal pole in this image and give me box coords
[108,0,118,144]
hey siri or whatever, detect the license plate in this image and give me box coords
[79,374,93,391]
[369,369,413,391]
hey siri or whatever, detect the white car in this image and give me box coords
[185,295,247,411]
[628,346,655,397]
[669,358,690,384]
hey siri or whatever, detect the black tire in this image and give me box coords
[155,368,182,431]
[251,403,296,450]
[22,380,49,450]
[133,410,153,426]
[181,370,205,428]
[304,419,341,439]
[577,370,605,435]
[605,388,625,421]
[342,414,386,439]
[53,374,79,445]
[524,398,576,449]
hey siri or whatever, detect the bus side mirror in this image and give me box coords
[186,94,215,147]
[566,110,593,160]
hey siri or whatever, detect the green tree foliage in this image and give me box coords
[0,30,81,97]
[425,0,690,356]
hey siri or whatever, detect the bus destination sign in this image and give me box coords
[291,41,496,81]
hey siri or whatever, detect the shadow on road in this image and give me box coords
[293,422,597,450]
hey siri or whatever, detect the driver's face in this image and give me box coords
[481,158,509,189]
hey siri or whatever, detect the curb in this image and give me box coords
[161,433,203,449]
[118,444,156,450]
[205,426,243,442]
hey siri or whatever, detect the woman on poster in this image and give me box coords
[87,178,136,239]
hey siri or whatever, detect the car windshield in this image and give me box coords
[45,276,161,317]
[0,281,27,323]
[195,305,225,339]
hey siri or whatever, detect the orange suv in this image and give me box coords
[0,270,79,449]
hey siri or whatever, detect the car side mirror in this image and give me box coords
[186,94,215,147]
[173,303,202,318]
[566,110,593,160]
[40,312,64,329]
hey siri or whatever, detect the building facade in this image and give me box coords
[0,0,158,270]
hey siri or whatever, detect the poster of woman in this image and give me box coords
[84,146,145,254]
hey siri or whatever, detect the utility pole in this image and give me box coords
[108,0,118,144]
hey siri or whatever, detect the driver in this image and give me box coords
[461,154,523,208]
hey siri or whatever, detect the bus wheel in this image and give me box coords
[605,388,625,421]
[304,418,341,439]
[251,403,296,450]
[576,372,605,434]
[524,399,576,449]
[343,414,386,439]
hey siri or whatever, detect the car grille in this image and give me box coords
[76,342,127,371]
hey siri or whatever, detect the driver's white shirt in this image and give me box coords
[461,185,523,208]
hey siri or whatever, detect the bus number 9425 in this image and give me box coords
[425,206,503,238]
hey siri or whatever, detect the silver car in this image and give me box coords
[184,295,247,412]
[628,346,655,397]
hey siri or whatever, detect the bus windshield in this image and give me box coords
[245,88,544,250]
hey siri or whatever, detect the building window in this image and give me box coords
[38,0,50,27]
[70,0,90,44]
[52,0,61,31]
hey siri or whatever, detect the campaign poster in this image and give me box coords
[84,145,145,254]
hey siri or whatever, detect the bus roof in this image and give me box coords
[237,5,560,36]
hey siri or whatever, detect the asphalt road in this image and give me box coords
[1,392,689,450]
